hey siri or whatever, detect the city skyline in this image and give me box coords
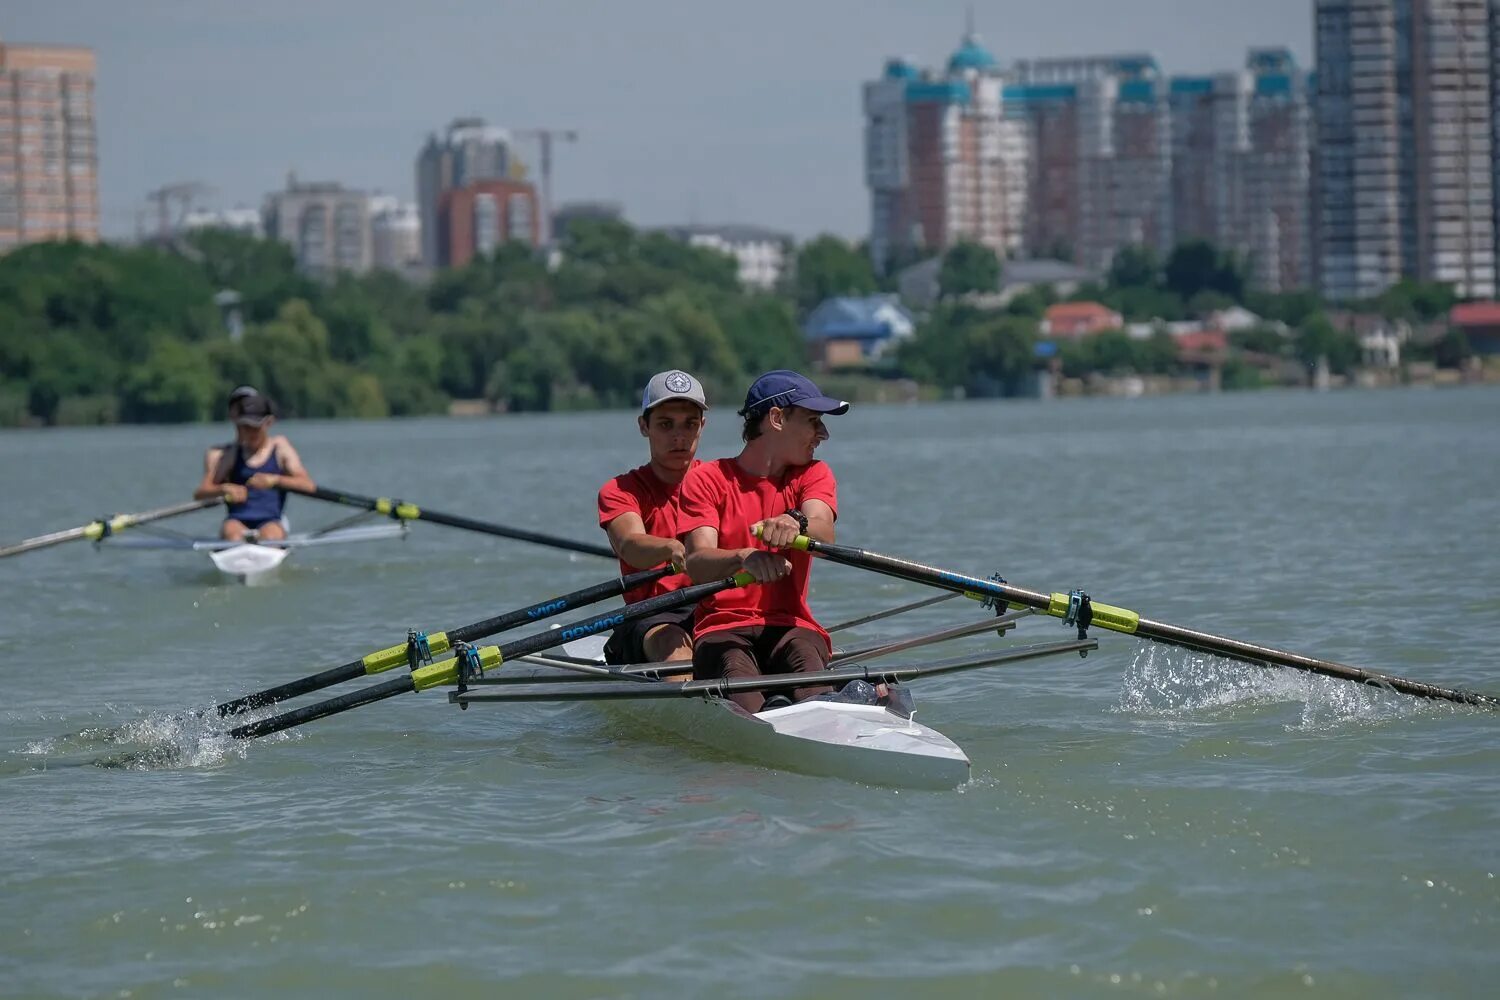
[4,0,1314,240]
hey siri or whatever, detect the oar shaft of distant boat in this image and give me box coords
[451,639,1098,704]
[214,566,673,717]
[228,572,756,741]
[289,484,614,559]
[789,535,1500,709]
[0,497,223,559]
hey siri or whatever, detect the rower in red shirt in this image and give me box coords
[596,370,709,671]
[679,370,848,713]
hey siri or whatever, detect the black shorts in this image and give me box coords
[603,605,697,665]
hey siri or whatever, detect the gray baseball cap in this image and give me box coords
[641,370,708,413]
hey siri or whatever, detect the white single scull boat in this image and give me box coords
[98,521,408,584]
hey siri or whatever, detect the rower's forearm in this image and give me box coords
[617,535,677,571]
[686,547,751,583]
[278,474,315,493]
[806,514,835,544]
[194,484,226,500]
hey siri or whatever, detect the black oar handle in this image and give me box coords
[214,567,672,717]
[294,485,615,559]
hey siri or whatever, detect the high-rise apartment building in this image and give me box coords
[415,118,519,268]
[864,30,1027,272]
[1006,55,1173,274]
[369,196,422,276]
[0,36,97,250]
[263,174,373,278]
[435,178,538,269]
[1314,0,1495,300]
[1170,50,1312,292]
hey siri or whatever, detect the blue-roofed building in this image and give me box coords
[947,33,998,75]
[803,295,916,366]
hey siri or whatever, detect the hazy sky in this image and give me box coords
[5,0,1314,239]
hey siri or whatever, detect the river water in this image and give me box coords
[3,387,1498,998]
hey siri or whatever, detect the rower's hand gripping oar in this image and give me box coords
[214,566,674,717]
[0,497,224,559]
[229,572,755,741]
[781,534,1500,710]
[286,484,615,559]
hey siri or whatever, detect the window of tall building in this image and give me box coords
[474,193,500,256]
[506,193,532,242]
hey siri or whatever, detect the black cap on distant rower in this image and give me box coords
[234,394,277,427]
[641,370,708,414]
[738,370,849,416]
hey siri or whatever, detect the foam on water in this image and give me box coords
[14,702,297,771]
[1116,640,1443,731]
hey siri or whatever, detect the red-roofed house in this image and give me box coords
[1174,330,1229,357]
[1451,302,1500,355]
[1040,302,1124,339]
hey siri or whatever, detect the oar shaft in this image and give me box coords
[214,567,671,716]
[230,573,753,740]
[0,497,223,558]
[232,675,417,739]
[797,537,1500,710]
[451,639,1097,704]
[292,485,614,559]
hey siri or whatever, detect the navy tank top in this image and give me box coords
[227,443,286,526]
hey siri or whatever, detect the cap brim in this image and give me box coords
[800,395,850,415]
[644,394,708,412]
[234,415,272,427]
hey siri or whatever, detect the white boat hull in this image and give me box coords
[559,634,970,789]
[603,696,971,790]
[209,544,291,584]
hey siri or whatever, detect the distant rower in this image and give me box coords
[193,388,315,541]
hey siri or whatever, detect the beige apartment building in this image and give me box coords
[0,36,98,250]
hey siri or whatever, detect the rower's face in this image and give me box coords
[234,419,271,449]
[639,401,704,472]
[774,405,829,465]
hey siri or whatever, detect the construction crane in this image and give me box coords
[512,128,578,245]
[145,182,213,242]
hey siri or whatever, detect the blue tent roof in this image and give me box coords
[948,34,998,73]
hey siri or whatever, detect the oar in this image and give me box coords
[214,566,673,717]
[229,572,755,741]
[782,535,1500,710]
[826,592,960,633]
[0,497,224,559]
[451,639,1098,705]
[286,484,614,559]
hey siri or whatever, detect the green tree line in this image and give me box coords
[0,221,808,426]
[0,223,1477,427]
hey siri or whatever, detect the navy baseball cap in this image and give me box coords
[738,370,849,417]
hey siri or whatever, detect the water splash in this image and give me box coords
[1116,641,1436,730]
[16,703,294,772]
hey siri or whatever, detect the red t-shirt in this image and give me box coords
[597,462,698,603]
[676,457,838,645]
